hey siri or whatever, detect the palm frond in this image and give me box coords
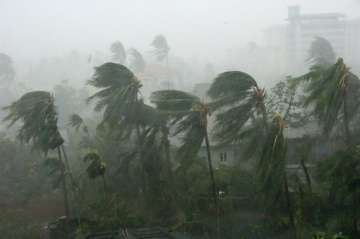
[151,90,199,112]
[3,91,64,152]
[128,48,146,73]
[208,71,258,109]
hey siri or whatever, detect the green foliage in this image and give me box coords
[110,41,126,64]
[208,71,267,145]
[3,91,64,152]
[128,48,146,74]
[151,35,170,61]
[69,113,88,133]
[87,63,143,135]
[257,114,287,200]
[308,37,336,67]
[83,152,106,179]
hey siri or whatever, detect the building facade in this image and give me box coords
[264,6,360,74]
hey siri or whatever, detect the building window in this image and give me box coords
[220,152,227,162]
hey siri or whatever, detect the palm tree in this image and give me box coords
[87,62,143,138]
[304,58,360,146]
[258,114,295,232]
[3,91,70,217]
[316,147,360,237]
[88,63,174,209]
[110,41,126,64]
[151,35,170,62]
[308,37,336,67]
[150,90,219,217]
[69,113,88,133]
[128,48,146,74]
[207,71,268,158]
[83,152,107,195]
[0,53,15,83]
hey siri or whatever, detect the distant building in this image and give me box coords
[264,6,360,74]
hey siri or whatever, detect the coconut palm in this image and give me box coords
[151,35,170,62]
[257,114,295,231]
[308,37,336,67]
[83,152,107,193]
[150,90,219,213]
[3,91,70,217]
[304,58,360,146]
[87,62,143,138]
[128,48,146,74]
[69,113,88,133]
[110,41,126,64]
[207,71,268,159]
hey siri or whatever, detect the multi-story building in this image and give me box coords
[264,6,360,74]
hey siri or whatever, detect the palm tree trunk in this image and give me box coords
[57,147,70,218]
[300,158,312,192]
[283,175,296,235]
[204,127,220,239]
[260,103,269,133]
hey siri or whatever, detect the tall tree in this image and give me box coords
[128,48,146,74]
[207,71,268,158]
[87,62,143,138]
[151,35,170,62]
[3,91,70,217]
[151,90,219,220]
[258,114,295,233]
[303,58,360,146]
[110,41,127,64]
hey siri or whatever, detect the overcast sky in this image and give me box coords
[1,0,359,62]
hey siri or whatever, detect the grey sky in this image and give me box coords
[1,0,359,61]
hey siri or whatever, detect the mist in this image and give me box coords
[2,1,360,238]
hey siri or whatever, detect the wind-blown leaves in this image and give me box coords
[208,71,267,145]
[87,63,143,132]
[151,35,170,61]
[83,152,106,179]
[307,37,336,67]
[3,91,64,152]
[305,58,360,137]
[128,48,146,74]
[151,90,206,162]
[257,114,287,199]
[110,41,126,64]
[69,113,88,133]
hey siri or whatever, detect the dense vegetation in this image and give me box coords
[1,37,360,239]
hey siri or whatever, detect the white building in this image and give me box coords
[264,6,360,74]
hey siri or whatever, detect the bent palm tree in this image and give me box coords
[258,114,295,232]
[87,62,143,138]
[83,152,107,195]
[110,41,126,64]
[128,48,146,74]
[304,58,360,146]
[151,35,170,62]
[69,113,88,133]
[208,71,268,159]
[150,90,218,212]
[3,91,70,217]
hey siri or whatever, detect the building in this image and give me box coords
[264,6,360,74]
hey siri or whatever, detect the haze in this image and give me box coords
[1,0,359,62]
